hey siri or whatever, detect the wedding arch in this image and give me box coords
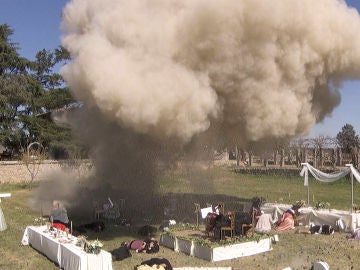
[300,163,360,211]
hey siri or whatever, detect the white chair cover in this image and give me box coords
[0,207,7,231]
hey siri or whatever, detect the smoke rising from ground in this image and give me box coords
[61,0,360,144]
[32,0,360,219]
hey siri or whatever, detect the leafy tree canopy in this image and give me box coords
[0,24,86,159]
[336,123,360,153]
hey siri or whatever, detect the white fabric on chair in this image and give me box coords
[201,207,213,219]
[0,207,7,231]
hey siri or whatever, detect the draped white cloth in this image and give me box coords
[300,163,360,186]
[261,203,360,232]
[350,166,360,183]
[300,163,360,210]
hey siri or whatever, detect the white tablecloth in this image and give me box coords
[262,203,360,232]
[21,226,112,270]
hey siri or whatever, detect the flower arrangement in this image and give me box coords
[315,201,330,210]
[84,239,103,254]
[34,216,48,226]
[292,200,306,210]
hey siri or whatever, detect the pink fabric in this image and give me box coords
[129,240,145,251]
[276,212,295,231]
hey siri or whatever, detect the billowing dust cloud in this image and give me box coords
[34,0,360,220]
[61,0,360,143]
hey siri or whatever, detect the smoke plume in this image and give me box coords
[33,0,360,220]
[61,0,360,144]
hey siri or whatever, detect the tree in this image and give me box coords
[336,124,360,153]
[0,24,32,152]
[24,47,79,158]
[0,24,84,159]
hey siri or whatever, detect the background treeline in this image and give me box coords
[230,124,360,168]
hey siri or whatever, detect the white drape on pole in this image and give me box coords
[350,165,360,183]
[300,165,309,186]
[300,165,310,205]
[300,163,351,183]
[300,163,360,211]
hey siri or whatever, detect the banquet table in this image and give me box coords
[262,203,360,232]
[21,226,112,270]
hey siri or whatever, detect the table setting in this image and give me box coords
[21,225,112,270]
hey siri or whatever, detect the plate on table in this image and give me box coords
[58,238,72,244]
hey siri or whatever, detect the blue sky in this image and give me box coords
[0,0,67,60]
[1,0,360,139]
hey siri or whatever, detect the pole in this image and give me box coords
[301,163,310,206]
[307,184,310,206]
[346,164,354,213]
[351,171,354,213]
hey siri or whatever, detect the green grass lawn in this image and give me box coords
[158,165,360,210]
[1,166,360,269]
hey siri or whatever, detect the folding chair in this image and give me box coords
[194,203,201,227]
[221,212,235,240]
[242,209,256,236]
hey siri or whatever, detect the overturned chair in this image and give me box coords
[104,198,125,220]
[93,198,125,220]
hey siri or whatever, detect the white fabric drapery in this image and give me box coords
[350,166,360,183]
[300,163,360,185]
[300,163,360,210]
[300,163,351,186]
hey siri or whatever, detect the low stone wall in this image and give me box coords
[0,160,91,184]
